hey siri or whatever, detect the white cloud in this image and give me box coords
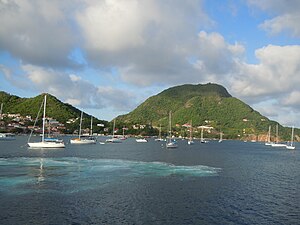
[75,0,212,86]
[248,0,300,37]
[191,31,244,83]
[0,0,76,67]
[20,64,135,111]
[282,91,300,107]
[230,45,300,100]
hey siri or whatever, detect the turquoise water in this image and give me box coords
[0,136,299,224]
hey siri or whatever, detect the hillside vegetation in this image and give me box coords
[116,83,294,139]
[0,91,107,133]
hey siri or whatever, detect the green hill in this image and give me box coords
[0,91,107,133]
[116,83,293,139]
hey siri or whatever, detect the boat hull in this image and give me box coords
[0,133,16,140]
[166,142,178,148]
[271,143,287,147]
[70,139,96,144]
[106,138,122,143]
[136,139,148,143]
[28,141,65,148]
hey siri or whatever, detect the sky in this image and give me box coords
[1,0,300,127]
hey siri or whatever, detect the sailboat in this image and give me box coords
[166,111,178,148]
[187,121,194,145]
[200,126,208,143]
[155,124,164,141]
[271,124,286,147]
[265,125,273,146]
[218,131,223,143]
[0,103,16,141]
[28,94,65,148]
[286,126,296,150]
[119,127,127,140]
[106,119,121,143]
[70,113,96,144]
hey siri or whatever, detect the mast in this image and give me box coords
[79,111,83,139]
[168,111,172,143]
[112,119,116,138]
[189,120,193,141]
[276,124,279,143]
[290,126,294,146]
[42,95,47,142]
[90,116,93,136]
[267,125,271,143]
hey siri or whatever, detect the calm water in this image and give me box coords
[0,136,299,225]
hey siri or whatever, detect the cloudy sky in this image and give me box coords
[1,0,300,126]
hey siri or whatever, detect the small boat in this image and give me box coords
[106,137,122,143]
[166,141,178,148]
[200,127,208,143]
[0,103,16,141]
[271,124,286,147]
[218,131,223,143]
[265,125,274,146]
[70,113,96,144]
[187,121,194,145]
[155,125,165,141]
[136,138,148,143]
[70,136,97,144]
[0,133,16,140]
[166,111,178,148]
[286,126,296,150]
[106,120,121,143]
[28,94,65,148]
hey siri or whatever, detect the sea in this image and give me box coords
[0,136,299,225]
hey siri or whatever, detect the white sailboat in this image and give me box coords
[155,124,164,141]
[166,111,178,148]
[219,131,223,143]
[119,127,127,140]
[136,138,148,143]
[286,126,296,150]
[0,103,16,141]
[28,94,65,148]
[187,121,194,145]
[265,125,273,146]
[271,124,286,147]
[70,112,96,144]
[200,127,208,143]
[106,119,121,143]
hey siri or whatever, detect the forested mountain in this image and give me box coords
[0,91,107,133]
[116,83,293,139]
[0,84,296,140]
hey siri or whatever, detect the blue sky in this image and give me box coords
[1,0,300,127]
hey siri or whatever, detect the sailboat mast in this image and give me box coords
[169,111,172,143]
[79,111,83,139]
[276,124,279,143]
[90,116,93,136]
[189,120,192,141]
[42,95,47,142]
[268,125,271,142]
[112,119,116,138]
[291,126,294,146]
